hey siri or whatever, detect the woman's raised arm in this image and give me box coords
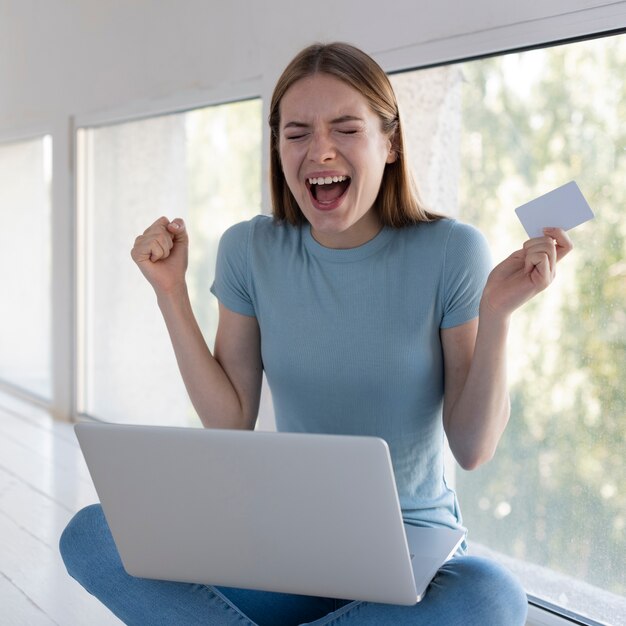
[132,217,262,429]
[441,227,573,469]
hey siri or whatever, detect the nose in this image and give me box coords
[307,130,336,163]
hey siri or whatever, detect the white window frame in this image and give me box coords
[73,81,264,424]
[389,31,625,625]
[0,122,74,419]
[527,598,608,626]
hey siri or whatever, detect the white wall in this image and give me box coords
[1,0,625,134]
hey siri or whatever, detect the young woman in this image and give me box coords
[60,42,572,625]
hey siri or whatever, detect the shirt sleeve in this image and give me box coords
[440,221,492,329]
[210,220,256,317]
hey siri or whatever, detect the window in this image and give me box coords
[392,33,625,624]
[77,99,262,425]
[0,136,52,399]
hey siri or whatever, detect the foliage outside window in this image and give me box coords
[394,35,625,624]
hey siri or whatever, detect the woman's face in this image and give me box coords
[278,73,396,249]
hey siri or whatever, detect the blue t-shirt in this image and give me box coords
[211,215,492,534]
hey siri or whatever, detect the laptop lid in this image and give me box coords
[75,423,462,605]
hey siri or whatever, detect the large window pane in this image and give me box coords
[393,34,625,624]
[78,99,262,426]
[0,136,52,398]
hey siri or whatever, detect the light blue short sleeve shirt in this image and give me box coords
[211,215,492,534]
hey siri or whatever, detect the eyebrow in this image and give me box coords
[282,115,365,130]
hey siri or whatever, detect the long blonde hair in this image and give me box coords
[269,42,441,227]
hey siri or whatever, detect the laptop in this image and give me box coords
[75,423,464,605]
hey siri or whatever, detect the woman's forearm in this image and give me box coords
[445,227,574,469]
[444,308,511,470]
[156,286,257,429]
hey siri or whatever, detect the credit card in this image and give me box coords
[515,181,594,238]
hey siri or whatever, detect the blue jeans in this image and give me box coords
[60,505,528,625]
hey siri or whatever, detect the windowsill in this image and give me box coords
[527,603,577,626]
[469,542,623,626]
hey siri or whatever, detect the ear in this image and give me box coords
[385,131,399,164]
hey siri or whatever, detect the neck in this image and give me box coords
[310,210,383,249]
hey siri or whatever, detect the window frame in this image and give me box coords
[73,91,265,425]
[0,129,57,404]
[387,29,625,625]
[527,597,608,626]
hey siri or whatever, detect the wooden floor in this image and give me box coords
[0,391,122,625]
[1,390,547,626]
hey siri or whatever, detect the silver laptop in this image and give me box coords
[75,423,464,605]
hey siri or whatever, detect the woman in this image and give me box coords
[61,42,572,625]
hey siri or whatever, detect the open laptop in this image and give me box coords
[75,423,464,605]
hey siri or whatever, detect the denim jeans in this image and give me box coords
[60,504,528,625]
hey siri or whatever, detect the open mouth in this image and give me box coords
[307,175,351,207]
